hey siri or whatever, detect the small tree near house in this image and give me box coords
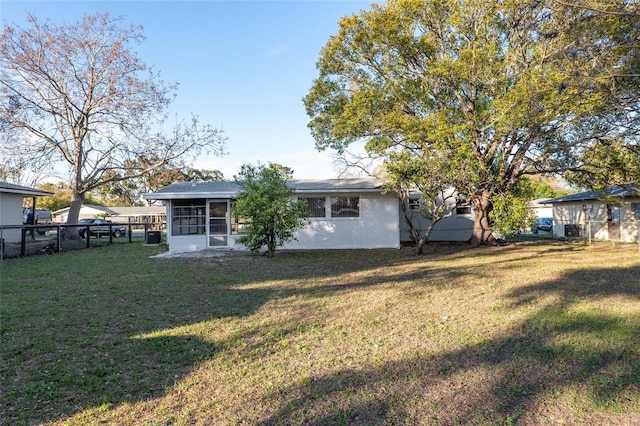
[233,163,308,257]
[385,149,469,255]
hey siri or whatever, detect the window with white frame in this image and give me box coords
[331,196,360,218]
[172,199,206,235]
[300,197,326,218]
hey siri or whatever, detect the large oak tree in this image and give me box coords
[304,0,637,244]
[0,12,226,232]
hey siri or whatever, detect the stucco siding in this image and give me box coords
[167,235,209,252]
[163,192,400,251]
[287,192,400,249]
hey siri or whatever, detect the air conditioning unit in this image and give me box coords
[564,224,581,238]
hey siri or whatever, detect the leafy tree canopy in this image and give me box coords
[33,182,103,213]
[305,0,639,245]
[96,156,224,206]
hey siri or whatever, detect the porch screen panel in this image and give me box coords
[171,199,206,236]
[231,202,249,234]
[209,201,228,246]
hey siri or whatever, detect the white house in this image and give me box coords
[548,184,640,243]
[144,179,403,251]
[143,178,476,253]
[0,181,53,243]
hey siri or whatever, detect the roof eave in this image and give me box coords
[1,189,53,197]
[143,188,386,200]
[143,191,238,200]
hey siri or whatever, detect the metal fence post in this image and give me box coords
[21,228,27,256]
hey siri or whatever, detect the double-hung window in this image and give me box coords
[331,196,359,218]
[301,197,326,218]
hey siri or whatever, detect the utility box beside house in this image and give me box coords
[564,224,581,238]
[145,230,162,245]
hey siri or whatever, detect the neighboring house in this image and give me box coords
[548,183,640,243]
[0,181,53,243]
[53,205,114,222]
[143,179,402,251]
[106,206,166,225]
[53,205,165,225]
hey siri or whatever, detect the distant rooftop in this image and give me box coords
[547,183,640,203]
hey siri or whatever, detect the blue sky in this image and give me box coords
[1,1,373,180]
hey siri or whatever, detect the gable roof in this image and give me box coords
[143,178,387,200]
[0,181,53,197]
[547,183,640,204]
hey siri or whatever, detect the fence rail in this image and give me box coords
[0,222,164,260]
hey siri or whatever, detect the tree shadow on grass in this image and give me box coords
[0,258,279,424]
[3,243,639,424]
[258,264,640,425]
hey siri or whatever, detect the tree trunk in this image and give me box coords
[65,192,84,239]
[415,222,437,255]
[469,190,495,246]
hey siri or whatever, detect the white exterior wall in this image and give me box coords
[287,192,400,249]
[167,234,210,252]
[164,192,400,252]
[620,200,640,243]
[0,193,25,243]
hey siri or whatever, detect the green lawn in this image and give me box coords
[1,241,639,425]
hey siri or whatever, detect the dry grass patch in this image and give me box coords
[1,241,639,425]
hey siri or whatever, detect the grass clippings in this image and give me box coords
[1,240,639,425]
